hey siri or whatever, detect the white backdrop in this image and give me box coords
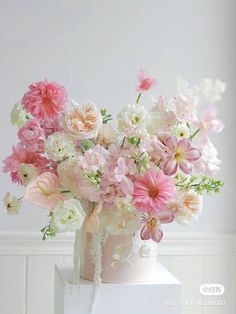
[0,0,235,233]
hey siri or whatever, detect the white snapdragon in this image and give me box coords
[45,132,76,162]
[3,192,22,215]
[117,103,148,134]
[10,102,29,128]
[50,198,86,233]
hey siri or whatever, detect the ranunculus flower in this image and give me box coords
[163,136,201,176]
[24,172,64,209]
[132,169,175,213]
[62,102,102,140]
[18,119,43,145]
[22,80,67,120]
[136,69,156,92]
[140,209,174,243]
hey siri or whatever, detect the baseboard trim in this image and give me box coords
[0,232,235,256]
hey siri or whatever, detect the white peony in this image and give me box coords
[168,190,203,224]
[50,198,86,233]
[195,141,221,176]
[117,103,148,134]
[18,163,38,186]
[10,102,30,128]
[3,192,22,215]
[45,132,77,162]
[171,123,190,139]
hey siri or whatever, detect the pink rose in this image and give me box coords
[18,119,43,145]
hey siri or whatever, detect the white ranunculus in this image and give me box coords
[18,163,38,186]
[169,190,203,224]
[45,132,77,162]
[50,198,86,233]
[3,192,22,215]
[171,123,190,139]
[10,102,29,128]
[195,141,221,176]
[117,103,148,134]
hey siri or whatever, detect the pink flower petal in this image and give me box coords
[140,223,151,240]
[157,209,175,223]
[151,225,163,243]
[183,148,201,161]
[165,136,177,152]
[178,159,193,174]
[163,158,178,176]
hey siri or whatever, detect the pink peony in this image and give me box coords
[22,81,67,120]
[163,136,201,176]
[18,119,43,145]
[141,209,174,242]
[136,69,156,92]
[2,143,50,184]
[132,169,175,213]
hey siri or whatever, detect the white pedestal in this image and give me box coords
[55,263,182,314]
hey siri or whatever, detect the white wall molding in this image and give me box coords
[0,232,235,256]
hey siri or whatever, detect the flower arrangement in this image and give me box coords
[2,71,225,289]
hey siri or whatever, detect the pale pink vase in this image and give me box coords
[81,232,157,283]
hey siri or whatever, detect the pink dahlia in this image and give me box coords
[22,80,67,120]
[163,136,201,176]
[132,169,175,213]
[136,69,156,92]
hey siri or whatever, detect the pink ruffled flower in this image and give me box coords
[24,172,64,209]
[141,209,174,243]
[136,69,156,92]
[18,119,43,145]
[40,119,62,138]
[77,145,108,171]
[132,170,175,213]
[163,136,201,176]
[22,81,67,120]
[193,105,224,142]
[2,143,50,184]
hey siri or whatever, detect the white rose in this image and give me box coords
[50,198,86,233]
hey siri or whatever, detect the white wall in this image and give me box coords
[0,0,236,233]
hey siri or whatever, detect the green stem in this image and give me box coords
[61,190,71,194]
[136,92,142,104]
[189,128,200,141]
[121,136,126,148]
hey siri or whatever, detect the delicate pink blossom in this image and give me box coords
[140,209,174,242]
[22,81,67,120]
[163,136,201,175]
[18,119,43,145]
[24,172,64,209]
[132,170,175,213]
[77,145,108,171]
[136,69,156,92]
[169,93,196,121]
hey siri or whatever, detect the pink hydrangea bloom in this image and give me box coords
[163,136,201,176]
[141,209,174,242]
[136,69,156,92]
[18,119,43,145]
[2,143,50,184]
[132,169,175,213]
[22,81,67,120]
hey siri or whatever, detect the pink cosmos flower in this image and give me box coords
[22,81,67,120]
[18,119,43,145]
[141,209,174,243]
[136,69,156,92]
[2,143,50,184]
[24,172,64,209]
[193,105,224,142]
[163,136,201,176]
[132,170,175,213]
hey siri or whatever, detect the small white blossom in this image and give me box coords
[10,102,29,128]
[117,103,148,134]
[45,132,76,162]
[3,192,22,215]
[172,123,190,139]
[18,163,38,186]
[50,198,86,233]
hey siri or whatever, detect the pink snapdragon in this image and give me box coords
[22,80,67,120]
[136,69,156,92]
[140,209,174,243]
[132,169,175,213]
[18,119,43,145]
[163,136,201,175]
